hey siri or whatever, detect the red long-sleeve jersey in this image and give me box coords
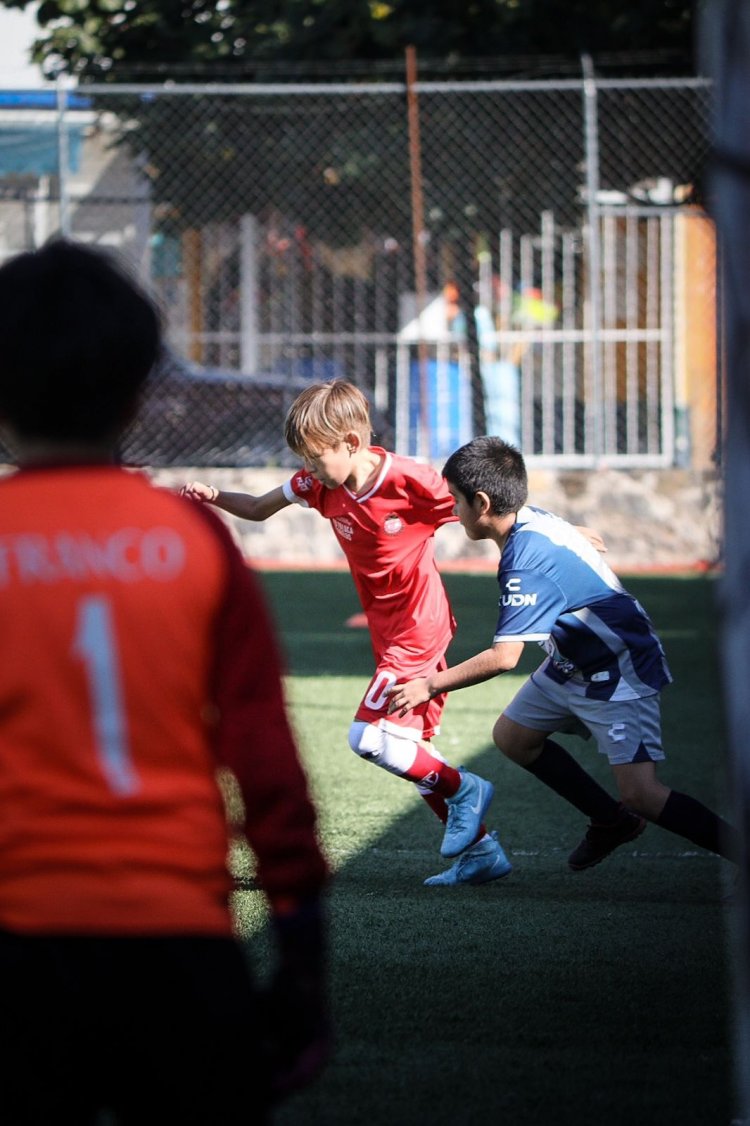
[284,449,457,667]
[0,465,327,936]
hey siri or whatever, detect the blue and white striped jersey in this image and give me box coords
[493,506,673,700]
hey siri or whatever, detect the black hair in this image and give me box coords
[442,436,529,515]
[0,238,161,443]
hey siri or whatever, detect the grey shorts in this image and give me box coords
[503,672,666,766]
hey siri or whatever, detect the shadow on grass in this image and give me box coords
[251,572,735,1126]
[252,743,735,1126]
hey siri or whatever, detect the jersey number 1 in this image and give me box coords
[73,595,138,796]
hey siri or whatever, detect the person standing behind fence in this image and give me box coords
[0,238,330,1126]
[182,379,512,888]
[386,435,739,877]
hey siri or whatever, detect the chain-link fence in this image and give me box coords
[0,70,716,468]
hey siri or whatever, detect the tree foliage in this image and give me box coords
[2,0,695,81]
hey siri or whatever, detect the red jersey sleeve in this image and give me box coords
[285,468,321,508]
[395,458,456,531]
[193,507,328,910]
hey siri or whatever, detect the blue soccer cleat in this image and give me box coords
[440,769,495,858]
[425,831,512,887]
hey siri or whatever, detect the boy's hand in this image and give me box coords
[575,525,607,552]
[180,480,218,503]
[386,677,431,716]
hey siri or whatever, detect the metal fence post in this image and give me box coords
[240,213,260,375]
[55,77,72,238]
[405,45,430,460]
[581,55,604,461]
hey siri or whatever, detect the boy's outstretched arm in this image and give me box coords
[180,480,291,521]
[386,640,525,717]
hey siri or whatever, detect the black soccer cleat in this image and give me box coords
[568,805,647,871]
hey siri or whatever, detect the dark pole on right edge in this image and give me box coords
[703,1,750,1120]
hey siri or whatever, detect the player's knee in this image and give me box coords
[348,721,383,761]
[493,716,543,765]
[348,722,420,775]
[492,716,518,760]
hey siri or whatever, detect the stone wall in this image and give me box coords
[151,465,723,574]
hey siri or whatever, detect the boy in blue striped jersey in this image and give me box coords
[387,435,738,880]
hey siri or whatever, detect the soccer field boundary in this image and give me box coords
[251,555,722,577]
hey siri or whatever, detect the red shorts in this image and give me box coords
[354,654,449,741]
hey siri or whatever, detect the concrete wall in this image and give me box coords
[151,465,722,574]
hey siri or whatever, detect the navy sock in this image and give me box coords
[523,739,621,823]
[656,790,740,861]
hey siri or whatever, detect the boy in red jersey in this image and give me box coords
[182,379,510,888]
[0,239,329,1125]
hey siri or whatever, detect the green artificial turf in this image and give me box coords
[236,570,736,1126]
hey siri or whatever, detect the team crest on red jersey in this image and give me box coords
[295,472,314,493]
[383,513,403,536]
[333,516,355,541]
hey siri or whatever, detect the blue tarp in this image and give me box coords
[0,90,91,109]
[0,123,84,175]
[0,90,91,176]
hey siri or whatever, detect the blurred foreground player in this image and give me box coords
[0,239,330,1125]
